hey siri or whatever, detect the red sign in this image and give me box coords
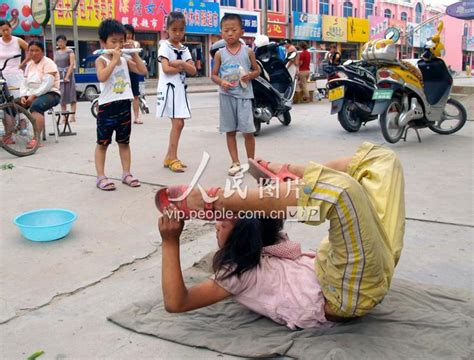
[267,12,286,39]
[115,0,171,32]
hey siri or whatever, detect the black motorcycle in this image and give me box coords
[210,40,296,135]
[326,60,378,132]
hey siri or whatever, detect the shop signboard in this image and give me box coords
[267,12,286,39]
[446,1,474,20]
[322,15,347,43]
[0,0,43,35]
[347,17,369,43]
[116,0,170,32]
[407,22,420,47]
[465,35,474,51]
[369,15,389,40]
[292,12,322,41]
[221,8,259,37]
[173,0,219,35]
[53,0,114,27]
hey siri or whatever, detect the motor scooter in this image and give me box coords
[367,22,467,143]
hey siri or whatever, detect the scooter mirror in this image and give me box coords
[384,27,400,42]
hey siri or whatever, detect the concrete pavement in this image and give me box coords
[0,94,472,359]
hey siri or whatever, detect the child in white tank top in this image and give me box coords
[94,19,148,191]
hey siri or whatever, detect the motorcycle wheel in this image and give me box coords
[380,99,405,144]
[338,101,362,132]
[254,118,261,136]
[428,98,467,135]
[91,99,99,119]
[278,111,291,126]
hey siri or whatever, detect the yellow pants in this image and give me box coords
[298,142,405,318]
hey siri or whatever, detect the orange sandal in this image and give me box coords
[248,158,300,183]
[163,159,187,172]
[155,185,226,220]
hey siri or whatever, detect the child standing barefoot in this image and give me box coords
[94,20,148,191]
[211,14,260,176]
[157,12,197,173]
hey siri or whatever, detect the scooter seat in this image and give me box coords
[256,60,271,82]
[418,58,452,105]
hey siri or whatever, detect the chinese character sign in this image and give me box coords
[0,0,42,35]
[369,15,389,40]
[292,12,322,41]
[116,0,170,31]
[347,17,369,43]
[221,10,259,36]
[267,12,286,39]
[54,0,115,27]
[322,15,347,43]
[173,0,219,35]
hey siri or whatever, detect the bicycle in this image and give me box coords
[0,55,39,157]
[90,90,149,119]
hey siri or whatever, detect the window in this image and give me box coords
[268,0,273,10]
[343,2,353,17]
[375,6,378,16]
[292,0,303,12]
[354,8,357,17]
[416,3,422,23]
[320,0,329,15]
[365,0,374,18]
[276,0,280,12]
[401,12,407,21]
[220,0,237,6]
[331,4,334,15]
[384,9,392,19]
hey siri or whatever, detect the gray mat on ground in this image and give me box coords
[108,253,473,359]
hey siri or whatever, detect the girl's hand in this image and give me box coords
[159,205,185,243]
[64,77,70,83]
[169,60,184,69]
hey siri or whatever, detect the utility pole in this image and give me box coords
[72,0,80,69]
[262,0,268,35]
[50,0,58,59]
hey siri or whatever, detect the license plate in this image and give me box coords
[372,89,394,100]
[328,86,344,101]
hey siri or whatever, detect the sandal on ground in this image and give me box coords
[26,139,40,149]
[248,158,300,183]
[133,119,143,124]
[3,135,15,145]
[122,172,141,187]
[96,176,116,191]
[163,159,187,169]
[155,185,222,220]
[228,162,242,176]
[164,159,186,173]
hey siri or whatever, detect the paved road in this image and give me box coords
[1,95,472,359]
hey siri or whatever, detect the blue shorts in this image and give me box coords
[96,100,132,145]
[30,92,60,115]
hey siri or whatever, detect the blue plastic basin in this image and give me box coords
[14,209,77,242]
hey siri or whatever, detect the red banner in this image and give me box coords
[267,12,286,39]
[115,0,171,32]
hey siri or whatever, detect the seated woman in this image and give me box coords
[20,40,61,149]
[158,142,405,328]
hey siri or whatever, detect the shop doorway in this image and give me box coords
[184,35,207,77]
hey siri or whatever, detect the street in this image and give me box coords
[1,94,473,359]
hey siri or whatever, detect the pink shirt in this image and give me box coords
[24,56,60,95]
[213,236,331,330]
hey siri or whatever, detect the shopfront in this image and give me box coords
[346,17,369,60]
[116,0,170,78]
[220,8,260,47]
[173,0,220,77]
[463,35,474,71]
[266,12,287,42]
[322,15,347,59]
[47,0,114,60]
[292,11,322,48]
